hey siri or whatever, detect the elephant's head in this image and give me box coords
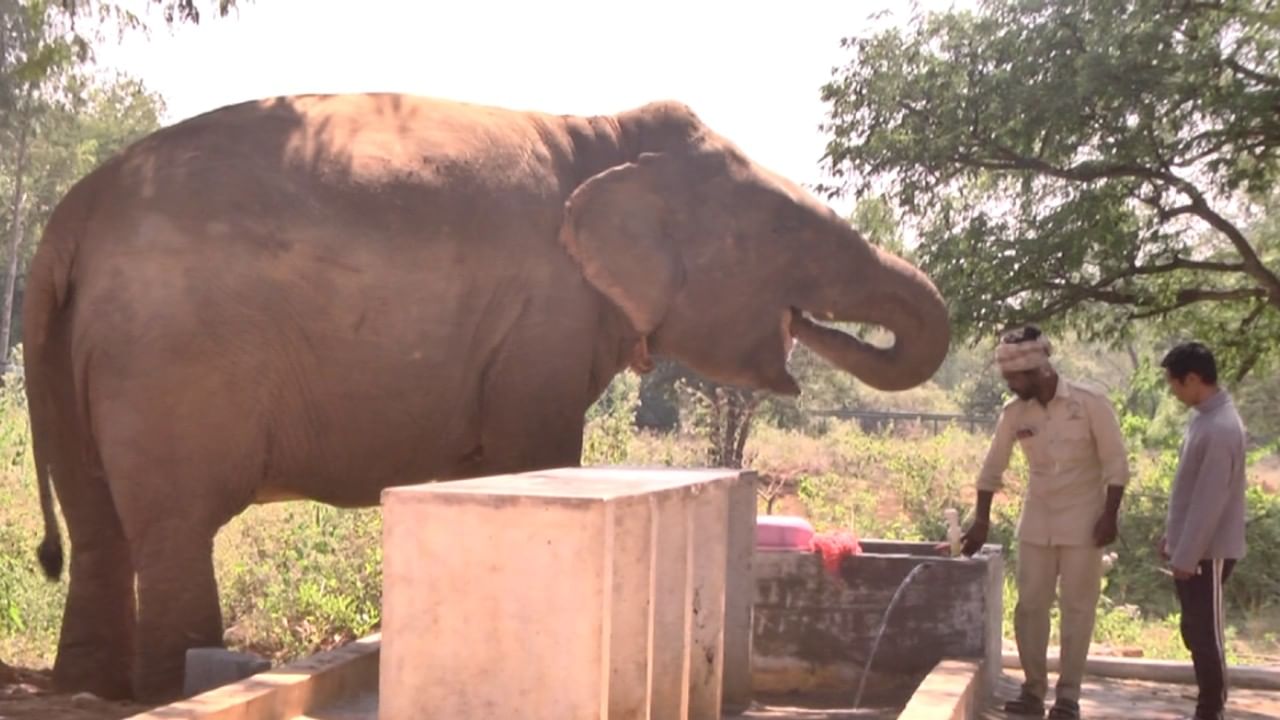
[559,101,950,396]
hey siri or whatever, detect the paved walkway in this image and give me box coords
[982,670,1280,719]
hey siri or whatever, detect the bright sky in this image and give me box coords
[95,0,968,217]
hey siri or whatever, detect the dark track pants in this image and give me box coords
[1174,558,1236,719]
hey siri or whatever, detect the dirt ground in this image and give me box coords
[1253,453,1280,492]
[0,662,152,720]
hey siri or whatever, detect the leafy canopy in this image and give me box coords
[819,0,1280,381]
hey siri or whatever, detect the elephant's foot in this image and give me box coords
[53,646,134,701]
[131,529,224,703]
[132,603,225,703]
[54,537,137,700]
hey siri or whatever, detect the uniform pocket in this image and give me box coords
[1052,419,1093,465]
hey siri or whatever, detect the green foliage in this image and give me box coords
[2,0,235,112]
[849,196,908,258]
[215,504,382,661]
[793,424,1002,539]
[582,370,640,465]
[0,355,64,665]
[0,67,164,350]
[819,0,1280,381]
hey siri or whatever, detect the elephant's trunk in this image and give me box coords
[791,247,951,392]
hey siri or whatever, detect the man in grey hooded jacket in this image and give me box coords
[1159,341,1248,720]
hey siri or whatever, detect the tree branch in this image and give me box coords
[1231,349,1261,385]
[955,140,1280,306]
[1136,257,1246,274]
[1224,58,1280,89]
[957,146,1167,184]
[1020,275,1266,326]
[1183,193,1280,304]
[1240,300,1267,330]
[1129,288,1267,320]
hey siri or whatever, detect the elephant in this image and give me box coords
[22,92,950,702]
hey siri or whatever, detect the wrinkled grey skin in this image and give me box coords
[23,93,950,702]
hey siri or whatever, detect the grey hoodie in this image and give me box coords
[1165,390,1248,571]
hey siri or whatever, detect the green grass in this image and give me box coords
[2,371,1277,670]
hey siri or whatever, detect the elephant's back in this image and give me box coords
[81,92,566,244]
[58,90,585,388]
[60,92,577,324]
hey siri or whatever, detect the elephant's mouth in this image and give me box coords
[785,307,887,361]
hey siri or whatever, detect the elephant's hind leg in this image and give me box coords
[87,342,275,701]
[100,438,232,702]
[52,470,136,700]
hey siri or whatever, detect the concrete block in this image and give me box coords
[721,472,757,714]
[136,634,379,720]
[378,467,750,720]
[688,476,729,720]
[182,646,271,697]
[898,659,982,720]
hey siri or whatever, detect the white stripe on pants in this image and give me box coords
[1175,557,1236,717]
[1213,558,1226,709]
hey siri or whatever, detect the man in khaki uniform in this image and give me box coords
[959,326,1129,719]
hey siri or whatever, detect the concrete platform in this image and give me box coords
[379,467,754,720]
[284,690,901,720]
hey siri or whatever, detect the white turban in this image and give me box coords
[996,335,1053,372]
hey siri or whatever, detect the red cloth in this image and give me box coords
[810,531,862,577]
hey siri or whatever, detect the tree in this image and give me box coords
[0,70,164,359]
[0,0,215,363]
[819,0,1280,382]
[677,375,761,469]
[3,1,241,101]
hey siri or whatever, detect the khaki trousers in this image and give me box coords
[1014,540,1104,702]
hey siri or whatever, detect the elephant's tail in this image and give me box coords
[23,200,79,582]
[34,409,63,581]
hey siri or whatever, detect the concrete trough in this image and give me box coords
[751,540,1004,711]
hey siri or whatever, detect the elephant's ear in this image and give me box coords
[559,152,686,335]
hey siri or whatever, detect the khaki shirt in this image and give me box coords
[977,377,1130,546]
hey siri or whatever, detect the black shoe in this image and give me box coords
[1003,691,1046,717]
